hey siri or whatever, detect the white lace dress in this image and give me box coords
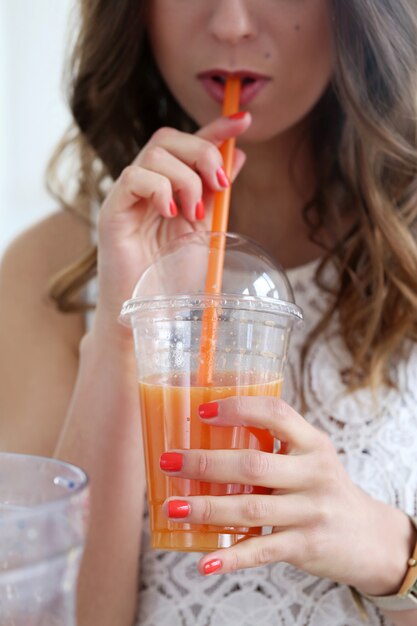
[132,258,417,626]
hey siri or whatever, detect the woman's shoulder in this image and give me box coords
[1,209,91,275]
[0,209,92,348]
[0,210,93,454]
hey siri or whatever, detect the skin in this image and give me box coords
[147,1,417,621]
[148,0,335,140]
[161,398,415,595]
[147,0,337,268]
[0,1,416,624]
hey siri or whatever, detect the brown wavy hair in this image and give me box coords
[47,0,417,389]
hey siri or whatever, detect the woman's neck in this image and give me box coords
[229,123,325,270]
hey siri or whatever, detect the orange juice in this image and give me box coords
[139,372,282,552]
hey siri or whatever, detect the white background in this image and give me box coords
[0,0,73,257]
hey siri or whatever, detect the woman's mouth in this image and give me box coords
[198,70,271,106]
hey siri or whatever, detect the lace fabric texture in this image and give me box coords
[135,259,417,626]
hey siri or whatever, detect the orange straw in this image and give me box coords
[197,77,241,386]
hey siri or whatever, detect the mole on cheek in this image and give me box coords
[294,24,301,32]
[264,51,271,59]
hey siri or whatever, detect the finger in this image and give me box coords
[102,164,174,219]
[193,148,247,229]
[139,114,251,192]
[163,493,314,528]
[159,448,308,490]
[140,146,204,222]
[198,397,324,454]
[198,531,302,576]
[138,127,226,193]
[196,111,252,144]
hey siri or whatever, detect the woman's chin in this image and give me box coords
[238,117,303,146]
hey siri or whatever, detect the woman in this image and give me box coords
[0,1,416,625]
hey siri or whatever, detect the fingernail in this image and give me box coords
[228,111,247,120]
[160,452,183,472]
[199,402,218,419]
[167,500,191,519]
[203,559,223,575]
[169,199,178,217]
[216,167,230,188]
[196,200,205,220]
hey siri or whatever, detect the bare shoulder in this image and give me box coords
[0,210,94,454]
[3,207,90,256]
[0,210,92,345]
[1,208,91,276]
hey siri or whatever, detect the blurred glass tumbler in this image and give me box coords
[0,453,89,626]
[120,232,303,552]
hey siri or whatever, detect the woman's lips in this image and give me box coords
[198,74,270,106]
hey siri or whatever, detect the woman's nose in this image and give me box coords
[208,0,258,45]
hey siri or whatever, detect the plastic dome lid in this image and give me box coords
[120,231,303,323]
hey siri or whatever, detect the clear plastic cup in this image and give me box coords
[120,231,302,552]
[0,453,89,626]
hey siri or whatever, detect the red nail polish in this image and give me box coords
[228,111,247,120]
[160,452,183,472]
[203,559,222,575]
[169,199,178,217]
[168,500,191,519]
[196,200,205,220]
[216,167,230,188]
[199,402,218,419]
